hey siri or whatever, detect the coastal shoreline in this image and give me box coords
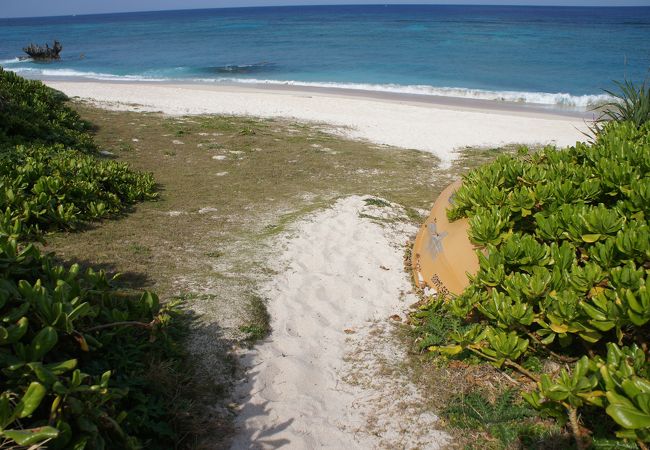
[44,79,591,161]
[39,76,595,119]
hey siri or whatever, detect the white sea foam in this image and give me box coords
[5,66,610,110]
[0,58,22,64]
[207,78,612,109]
[8,67,169,82]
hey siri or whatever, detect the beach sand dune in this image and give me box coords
[45,81,589,162]
[230,197,448,449]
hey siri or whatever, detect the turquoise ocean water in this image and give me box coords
[1,5,649,110]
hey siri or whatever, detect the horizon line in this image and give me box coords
[2,3,649,20]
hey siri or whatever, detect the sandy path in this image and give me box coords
[45,81,588,162]
[230,197,449,449]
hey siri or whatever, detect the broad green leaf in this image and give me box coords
[46,359,78,375]
[606,402,650,430]
[578,390,606,407]
[27,363,57,386]
[430,344,463,355]
[0,396,12,428]
[549,322,569,333]
[31,326,58,360]
[2,426,59,446]
[578,329,603,343]
[14,382,47,418]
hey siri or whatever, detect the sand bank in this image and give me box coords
[231,197,448,449]
[45,80,590,161]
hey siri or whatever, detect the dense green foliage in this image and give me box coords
[0,239,184,449]
[417,119,650,447]
[0,72,186,448]
[0,69,157,241]
[0,69,95,152]
[0,144,156,240]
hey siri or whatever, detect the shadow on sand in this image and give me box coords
[227,350,293,448]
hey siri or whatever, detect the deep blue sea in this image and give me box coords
[1,5,649,109]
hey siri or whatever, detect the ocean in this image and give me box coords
[1,5,649,110]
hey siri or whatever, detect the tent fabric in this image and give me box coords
[412,180,479,296]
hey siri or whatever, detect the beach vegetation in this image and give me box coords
[0,72,188,449]
[0,144,156,240]
[590,79,650,138]
[414,116,650,448]
[363,197,392,208]
[239,294,271,345]
[601,79,650,129]
[441,389,560,448]
[0,68,95,152]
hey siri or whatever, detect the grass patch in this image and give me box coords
[363,197,392,208]
[258,200,333,238]
[412,297,472,350]
[129,242,152,255]
[119,141,135,152]
[239,294,271,345]
[443,389,538,442]
[357,212,395,222]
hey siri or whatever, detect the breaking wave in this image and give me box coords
[6,67,168,82]
[0,58,23,64]
[209,78,611,109]
[4,66,610,110]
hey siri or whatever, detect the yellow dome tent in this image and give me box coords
[412,180,479,296]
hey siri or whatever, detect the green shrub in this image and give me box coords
[420,120,650,448]
[0,144,156,240]
[0,68,96,152]
[0,71,157,240]
[0,236,184,448]
[0,72,186,449]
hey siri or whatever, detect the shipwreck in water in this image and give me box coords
[22,40,62,60]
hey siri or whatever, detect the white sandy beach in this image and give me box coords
[45,81,589,162]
